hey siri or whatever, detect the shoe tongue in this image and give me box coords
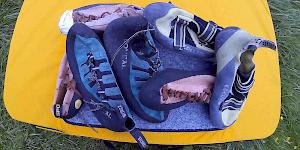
[131,31,157,58]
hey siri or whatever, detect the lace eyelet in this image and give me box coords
[99,94,107,100]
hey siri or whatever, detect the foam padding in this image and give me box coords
[4,0,280,145]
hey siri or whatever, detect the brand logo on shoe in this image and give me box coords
[121,43,129,69]
[117,105,127,118]
[55,104,61,117]
[138,136,147,148]
[105,111,112,119]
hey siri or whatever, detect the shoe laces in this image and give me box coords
[132,31,162,81]
[81,52,120,101]
[110,28,162,81]
[110,28,156,65]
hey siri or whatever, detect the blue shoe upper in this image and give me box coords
[66,23,147,148]
[139,2,217,111]
[103,16,169,123]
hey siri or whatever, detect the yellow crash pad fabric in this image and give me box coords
[4,0,280,145]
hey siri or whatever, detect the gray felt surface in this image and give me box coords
[65,102,217,131]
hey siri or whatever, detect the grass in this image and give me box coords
[0,0,299,149]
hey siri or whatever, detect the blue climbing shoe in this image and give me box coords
[103,16,169,123]
[66,23,148,148]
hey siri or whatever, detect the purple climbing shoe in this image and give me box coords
[209,27,276,129]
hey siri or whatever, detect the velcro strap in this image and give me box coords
[198,21,219,44]
[234,70,255,94]
[174,17,189,50]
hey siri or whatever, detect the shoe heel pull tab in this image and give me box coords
[129,128,148,149]
[243,38,277,51]
[116,105,148,149]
